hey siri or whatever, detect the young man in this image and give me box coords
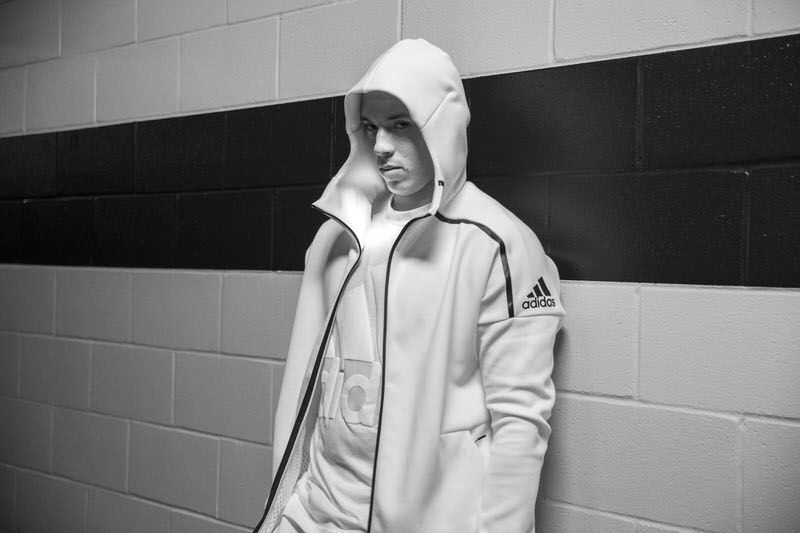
[254,38,564,533]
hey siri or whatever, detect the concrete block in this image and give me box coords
[754,0,800,35]
[91,343,173,424]
[97,38,179,122]
[404,0,550,75]
[540,395,738,531]
[640,286,800,418]
[221,272,301,358]
[16,471,86,533]
[0,266,54,333]
[0,0,59,67]
[172,512,250,533]
[139,0,226,41]
[26,55,95,131]
[131,270,221,352]
[0,333,20,396]
[228,0,335,22]
[536,500,635,533]
[281,275,301,332]
[62,0,135,54]
[175,352,271,442]
[552,282,636,397]
[271,362,283,442]
[129,422,218,513]
[52,408,127,490]
[87,489,170,533]
[55,268,130,342]
[0,465,13,531]
[219,439,271,526]
[0,398,51,470]
[20,335,91,409]
[743,419,800,533]
[638,523,705,533]
[180,19,277,112]
[0,66,24,134]
[279,0,397,99]
[554,0,749,60]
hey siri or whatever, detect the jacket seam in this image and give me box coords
[419,92,448,130]
[434,212,515,319]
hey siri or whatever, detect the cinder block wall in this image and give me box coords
[1,1,799,533]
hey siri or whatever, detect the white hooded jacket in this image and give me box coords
[254,38,565,533]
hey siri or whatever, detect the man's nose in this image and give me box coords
[373,128,393,156]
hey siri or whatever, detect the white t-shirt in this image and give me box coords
[281,196,431,533]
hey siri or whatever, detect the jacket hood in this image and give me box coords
[312,38,470,247]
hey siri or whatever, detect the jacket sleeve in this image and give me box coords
[476,225,564,533]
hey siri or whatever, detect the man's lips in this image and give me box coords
[379,165,400,171]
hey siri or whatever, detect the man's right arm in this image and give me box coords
[475,228,564,533]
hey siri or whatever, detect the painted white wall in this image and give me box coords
[1,0,799,135]
[1,266,799,532]
[0,265,300,532]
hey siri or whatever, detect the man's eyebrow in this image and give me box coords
[360,113,411,122]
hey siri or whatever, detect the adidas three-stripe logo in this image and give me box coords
[527,277,551,299]
[522,277,556,309]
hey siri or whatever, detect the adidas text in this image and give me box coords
[522,296,556,309]
[319,357,381,427]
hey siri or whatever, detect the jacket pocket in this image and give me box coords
[423,430,485,531]
[440,430,484,473]
[439,426,489,470]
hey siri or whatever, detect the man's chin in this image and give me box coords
[381,178,406,194]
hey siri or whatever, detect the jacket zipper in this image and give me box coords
[252,206,362,533]
[366,212,431,533]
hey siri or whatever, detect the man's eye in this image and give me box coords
[394,121,409,129]
[363,122,377,132]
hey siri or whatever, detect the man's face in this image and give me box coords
[360,91,435,209]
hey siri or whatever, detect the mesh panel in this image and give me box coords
[260,424,307,532]
[301,439,310,474]
[260,317,328,532]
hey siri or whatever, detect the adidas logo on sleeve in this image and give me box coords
[522,277,557,310]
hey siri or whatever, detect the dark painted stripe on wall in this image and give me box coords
[642,37,800,168]
[467,56,638,174]
[0,34,798,287]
